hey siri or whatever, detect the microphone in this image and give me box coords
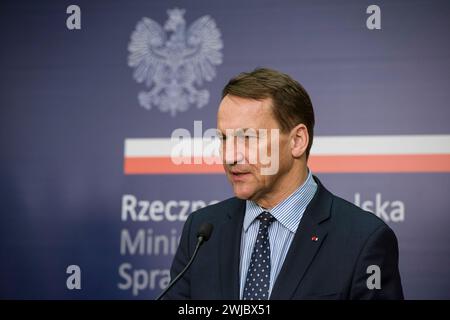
[155,222,214,300]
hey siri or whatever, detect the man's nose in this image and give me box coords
[223,139,245,165]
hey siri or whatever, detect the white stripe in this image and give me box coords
[125,135,450,157]
[124,138,220,157]
[125,138,173,157]
[310,135,450,155]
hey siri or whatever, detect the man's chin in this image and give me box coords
[232,186,255,200]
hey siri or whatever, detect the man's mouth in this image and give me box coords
[230,171,251,182]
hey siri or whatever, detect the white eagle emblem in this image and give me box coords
[128,8,224,116]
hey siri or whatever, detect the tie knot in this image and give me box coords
[257,211,274,226]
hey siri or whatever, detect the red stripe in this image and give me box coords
[124,157,224,174]
[124,154,450,174]
[310,154,450,173]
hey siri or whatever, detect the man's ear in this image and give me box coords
[290,124,309,158]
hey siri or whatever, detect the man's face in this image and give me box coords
[217,95,292,202]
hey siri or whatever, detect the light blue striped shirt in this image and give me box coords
[239,169,318,299]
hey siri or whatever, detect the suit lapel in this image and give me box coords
[219,199,246,299]
[270,177,333,299]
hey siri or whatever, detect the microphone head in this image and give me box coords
[197,223,214,242]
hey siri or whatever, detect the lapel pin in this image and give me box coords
[311,235,319,242]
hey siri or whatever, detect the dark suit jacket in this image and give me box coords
[166,176,404,299]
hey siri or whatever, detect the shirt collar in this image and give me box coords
[243,169,317,233]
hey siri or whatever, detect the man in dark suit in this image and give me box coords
[166,68,403,300]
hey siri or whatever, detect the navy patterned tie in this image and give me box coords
[243,211,275,300]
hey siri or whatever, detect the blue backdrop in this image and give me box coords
[1,0,449,299]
